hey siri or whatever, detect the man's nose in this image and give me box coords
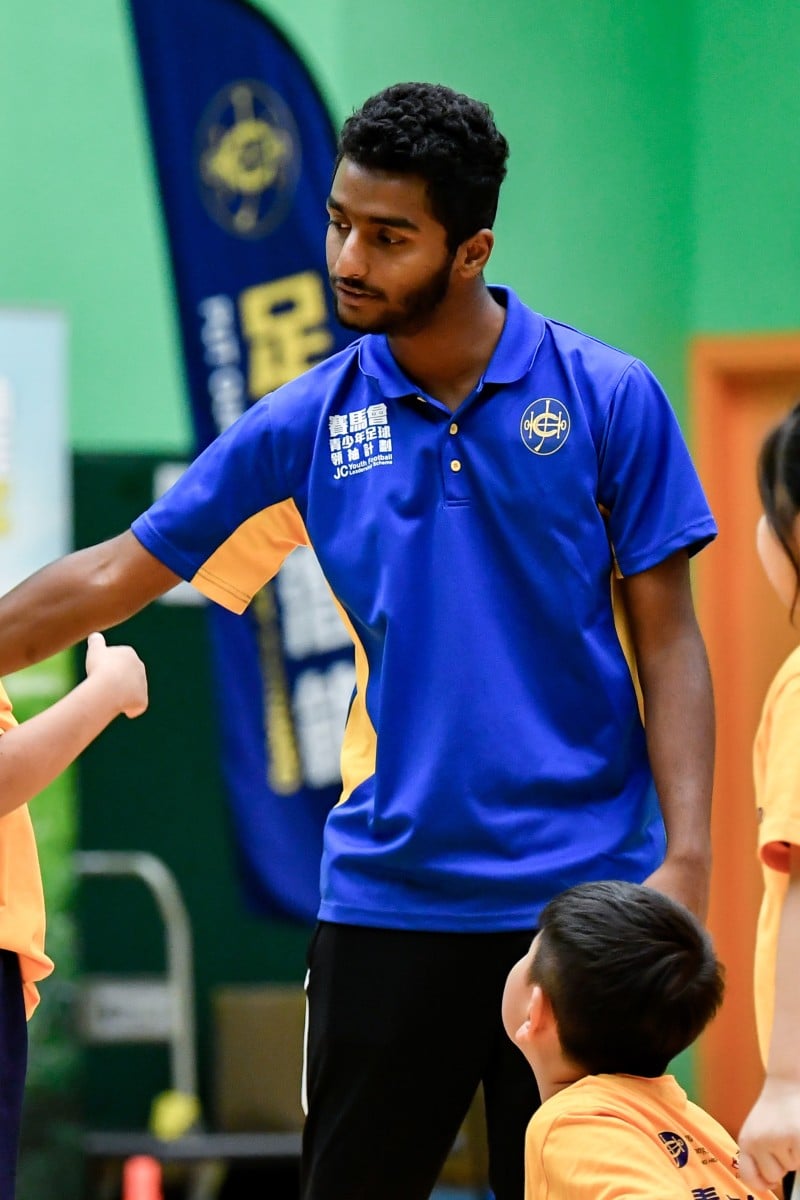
[334,229,368,278]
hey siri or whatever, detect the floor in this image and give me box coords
[431,1190,491,1199]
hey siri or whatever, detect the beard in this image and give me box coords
[331,252,455,336]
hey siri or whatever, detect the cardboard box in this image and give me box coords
[213,984,306,1132]
[212,983,488,1189]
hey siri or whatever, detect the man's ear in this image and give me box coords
[454,229,494,278]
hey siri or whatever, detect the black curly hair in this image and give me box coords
[531,881,725,1077]
[337,82,509,251]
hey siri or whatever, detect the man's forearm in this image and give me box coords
[638,624,714,917]
[642,625,714,854]
[0,553,113,673]
[0,532,180,674]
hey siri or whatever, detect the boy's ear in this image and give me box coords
[515,983,550,1045]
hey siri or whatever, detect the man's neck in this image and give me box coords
[387,283,506,413]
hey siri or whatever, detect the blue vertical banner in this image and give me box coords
[128,0,355,922]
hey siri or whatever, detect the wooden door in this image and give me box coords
[693,334,800,1134]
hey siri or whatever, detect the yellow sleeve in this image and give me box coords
[759,680,800,872]
[528,1115,688,1199]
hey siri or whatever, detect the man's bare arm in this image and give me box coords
[620,550,715,920]
[0,531,181,674]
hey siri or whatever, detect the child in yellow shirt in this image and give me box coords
[502,879,775,1199]
[0,632,147,1198]
[738,403,800,1197]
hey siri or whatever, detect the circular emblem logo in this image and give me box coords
[520,397,570,455]
[657,1131,689,1168]
[195,79,301,239]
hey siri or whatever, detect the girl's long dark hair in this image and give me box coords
[758,401,800,619]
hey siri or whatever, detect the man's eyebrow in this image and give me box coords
[326,195,420,232]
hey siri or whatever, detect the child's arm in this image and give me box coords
[0,632,147,818]
[739,843,800,1191]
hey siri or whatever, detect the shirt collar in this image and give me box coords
[356,285,545,398]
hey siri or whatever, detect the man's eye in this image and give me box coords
[327,218,349,233]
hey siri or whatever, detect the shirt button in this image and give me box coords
[450,460,462,473]
[449,423,459,435]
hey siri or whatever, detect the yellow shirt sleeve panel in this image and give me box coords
[191,497,310,614]
[528,1115,688,1200]
[609,573,643,721]
[329,601,376,805]
[756,677,800,871]
[598,506,643,722]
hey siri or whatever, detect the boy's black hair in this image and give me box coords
[530,880,725,1077]
[337,82,509,251]
[758,401,800,619]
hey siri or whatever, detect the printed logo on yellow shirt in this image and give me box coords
[657,1131,689,1168]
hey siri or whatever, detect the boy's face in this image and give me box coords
[503,933,584,1101]
[502,933,539,1053]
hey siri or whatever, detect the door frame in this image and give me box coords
[692,332,800,1132]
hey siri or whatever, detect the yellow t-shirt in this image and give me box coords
[525,1073,776,1199]
[0,680,54,1017]
[753,644,800,1063]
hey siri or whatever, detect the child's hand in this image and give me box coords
[738,1077,800,1190]
[84,632,148,718]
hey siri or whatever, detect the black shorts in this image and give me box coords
[301,922,540,1200]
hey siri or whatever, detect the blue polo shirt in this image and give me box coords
[132,286,716,932]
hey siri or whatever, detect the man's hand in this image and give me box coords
[643,851,711,922]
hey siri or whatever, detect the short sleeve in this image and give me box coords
[597,359,717,576]
[759,678,800,871]
[131,398,308,610]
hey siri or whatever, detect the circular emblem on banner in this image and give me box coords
[196,79,301,238]
[520,397,571,456]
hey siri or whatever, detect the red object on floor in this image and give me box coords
[122,1155,163,1200]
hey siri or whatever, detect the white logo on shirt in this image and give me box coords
[328,404,393,479]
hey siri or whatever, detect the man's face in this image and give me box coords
[326,157,456,337]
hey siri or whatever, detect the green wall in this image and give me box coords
[3,0,695,453]
[692,0,800,332]
[5,2,797,433]
[1,0,188,451]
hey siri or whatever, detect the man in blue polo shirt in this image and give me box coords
[0,83,716,1200]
